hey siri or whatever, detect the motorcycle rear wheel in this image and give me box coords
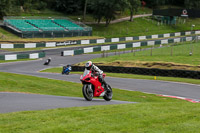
[66,71,69,75]
[103,85,112,101]
[82,84,93,101]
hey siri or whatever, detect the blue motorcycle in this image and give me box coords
[62,65,72,75]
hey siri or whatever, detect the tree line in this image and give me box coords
[0,0,200,26]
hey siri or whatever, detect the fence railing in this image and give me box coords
[61,35,199,56]
[0,52,45,60]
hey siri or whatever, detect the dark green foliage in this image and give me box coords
[128,0,141,21]
[0,0,20,19]
[0,0,199,21]
[21,0,47,11]
[90,0,128,26]
[144,0,184,8]
[185,0,200,9]
[53,0,84,14]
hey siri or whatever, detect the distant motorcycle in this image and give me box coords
[80,69,112,101]
[44,58,51,65]
[62,65,72,75]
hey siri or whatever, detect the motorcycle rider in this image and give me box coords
[44,57,51,65]
[85,61,109,91]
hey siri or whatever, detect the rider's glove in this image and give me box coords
[99,74,103,82]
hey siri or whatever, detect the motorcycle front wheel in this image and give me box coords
[103,85,113,101]
[82,84,93,101]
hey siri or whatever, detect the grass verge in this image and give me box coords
[0,72,200,132]
[84,42,200,70]
[0,59,36,63]
[0,31,101,43]
[91,17,200,38]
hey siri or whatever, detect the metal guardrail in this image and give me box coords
[0,51,45,60]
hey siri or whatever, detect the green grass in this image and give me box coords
[0,28,19,40]
[41,67,200,85]
[87,42,172,54]
[0,59,36,63]
[91,17,200,38]
[69,7,152,22]
[0,72,82,97]
[2,102,200,133]
[0,72,200,132]
[89,42,200,67]
[0,29,100,42]
[0,71,177,103]
[121,7,152,17]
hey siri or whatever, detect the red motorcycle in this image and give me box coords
[80,69,112,101]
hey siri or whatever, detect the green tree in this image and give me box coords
[90,0,105,24]
[185,0,200,9]
[0,0,20,19]
[91,0,128,26]
[54,0,83,14]
[144,0,167,8]
[83,0,88,21]
[128,0,141,21]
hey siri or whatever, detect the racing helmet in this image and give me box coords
[85,61,93,70]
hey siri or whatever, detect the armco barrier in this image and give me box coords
[72,66,200,79]
[62,35,199,56]
[0,52,45,60]
[1,30,200,49]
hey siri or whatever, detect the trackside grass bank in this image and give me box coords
[41,68,200,85]
[86,42,200,70]
[1,102,200,133]
[0,72,174,102]
[91,17,200,38]
[0,72,200,132]
[0,59,36,63]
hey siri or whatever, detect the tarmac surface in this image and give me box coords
[0,92,135,113]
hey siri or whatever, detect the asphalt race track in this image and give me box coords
[0,49,200,113]
[0,92,134,113]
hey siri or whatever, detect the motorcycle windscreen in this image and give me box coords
[83,69,90,77]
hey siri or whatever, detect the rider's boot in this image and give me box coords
[102,81,111,92]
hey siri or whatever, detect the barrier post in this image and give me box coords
[106,50,108,57]
[171,45,173,56]
[102,50,105,58]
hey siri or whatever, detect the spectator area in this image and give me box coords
[4,19,39,31]
[26,19,64,31]
[54,19,84,30]
[4,19,84,32]
[3,17,92,38]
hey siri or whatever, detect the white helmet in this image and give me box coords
[85,61,93,70]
